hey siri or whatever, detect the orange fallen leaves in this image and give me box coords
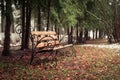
[0,46,119,79]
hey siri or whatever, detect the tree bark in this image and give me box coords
[93,30,95,40]
[55,22,57,33]
[57,27,60,40]
[113,0,119,42]
[67,27,70,44]
[67,27,73,44]
[1,0,5,32]
[46,0,51,31]
[79,30,83,43]
[95,28,98,39]
[24,0,31,49]
[76,23,79,43]
[2,0,12,56]
[84,28,88,43]
[37,6,42,31]
[70,27,73,43]
[21,0,26,50]
[99,29,103,39]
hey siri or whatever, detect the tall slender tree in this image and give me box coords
[37,5,42,31]
[46,0,51,31]
[1,0,5,32]
[2,0,12,56]
[24,0,31,49]
[21,0,26,50]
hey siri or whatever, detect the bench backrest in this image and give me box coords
[31,31,60,48]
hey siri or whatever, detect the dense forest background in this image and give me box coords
[0,0,120,56]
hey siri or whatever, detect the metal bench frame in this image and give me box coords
[30,31,76,64]
[15,25,76,65]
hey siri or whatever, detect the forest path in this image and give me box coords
[86,38,108,44]
[80,39,120,50]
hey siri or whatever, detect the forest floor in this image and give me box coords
[0,39,120,80]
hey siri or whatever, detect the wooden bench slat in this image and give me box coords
[31,31,61,49]
[31,34,58,42]
[34,37,58,41]
[32,37,57,42]
[36,42,47,48]
[31,31,56,35]
[53,44,73,50]
[36,40,60,48]
[40,36,58,41]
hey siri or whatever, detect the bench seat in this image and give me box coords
[30,31,74,64]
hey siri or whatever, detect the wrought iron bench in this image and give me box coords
[30,31,76,64]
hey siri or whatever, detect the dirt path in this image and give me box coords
[86,39,108,44]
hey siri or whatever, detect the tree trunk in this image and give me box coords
[67,27,70,44]
[95,28,98,39]
[99,29,103,39]
[79,30,83,43]
[2,0,12,56]
[113,0,119,42]
[21,0,26,50]
[37,6,42,31]
[24,0,31,49]
[93,30,95,40]
[113,27,119,42]
[70,27,73,43]
[46,0,51,31]
[57,27,60,40]
[76,23,79,44]
[1,0,5,32]
[55,22,57,33]
[84,28,88,43]
[67,27,73,44]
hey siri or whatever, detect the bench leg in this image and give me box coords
[71,46,76,57]
[30,53,34,64]
[30,50,36,64]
